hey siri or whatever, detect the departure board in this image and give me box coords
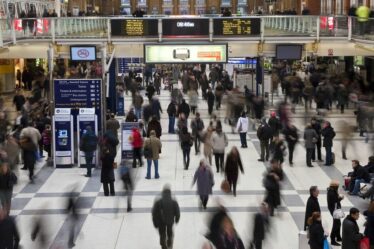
[213,18,261,36]
[162,19,209,37]
[111,19,158,36]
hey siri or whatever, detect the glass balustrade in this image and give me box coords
[0,16,373,46]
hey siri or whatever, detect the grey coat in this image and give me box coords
[304,128,318,149]
[342,216,363,249]
[193,166,214,196]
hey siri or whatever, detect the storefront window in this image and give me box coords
[137,0,147,7]
[121,0,130,5]
[237,0,247,5]
[221,0,231,7]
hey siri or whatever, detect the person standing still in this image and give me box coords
[236,112,249,148]
[321,121,336,166]
[130,127,143,168]
[152,186,180,249]
[80,126,98,177]
[304,124,318,167]
[342,208,364,249]
[311,117,322,162]
[167,100,177,134]
[282,123,299,165]
[327,180,344,246]
[144,130,162,179]
[257,118,273,162]
[304,186,321,231]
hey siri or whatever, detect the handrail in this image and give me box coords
[0,15,372,46]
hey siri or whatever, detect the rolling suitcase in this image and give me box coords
[298,231,309,249]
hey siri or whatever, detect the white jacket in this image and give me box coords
[236,117,249,133]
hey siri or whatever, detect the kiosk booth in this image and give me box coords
[53,108,74,168]
[77,108,98,168]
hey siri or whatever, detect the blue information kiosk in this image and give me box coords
[53,108,74,168]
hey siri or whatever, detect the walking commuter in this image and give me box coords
[304,186,321,231]
[191,112,204,155]
[144,130,162,179]
[192,159,214,209]
[0,206,20,249]
[263,160,282,216]
[339,120,355,160]
[120,163,133,212]
[342,208,364,249]
[224,147,244,197]
[189,90,199,115]
[80,126,98,177]
[133,91,144,120]
[130,127,143,168]
[336,84,349,114]
[282,123,299,165]
[12,90,25,112]
[304,124,318,167]
[321,121,336,166]
[206,87,215,116]
[125,109,138,123]
[0,162,17,214]
[167,100,177,134]
[152,186,180,249]
[151,96,163,121]
[41,124,52,161]
[327,180,344,246]
[363,202,374,249]
[179,127,193,170]
[106,114,120,138]
[236,112,248,148]
[307,212,325,249]
[203,126,214,165]
[250,203,270,249]
[271,136,286,165]
[147,116,162,138]
[311,117,322,162]
[257,118,273,162]
[211,122,228,173]
[268,111,282,138]
[215,82,224,110]
[178,99,191,120]
[100,131,119,196]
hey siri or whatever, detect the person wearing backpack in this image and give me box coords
[80,126,98,177]
[152,185,180,249]
[257,118,273,162]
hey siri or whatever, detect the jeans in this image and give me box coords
[85,153,93,176]
[350,178,365,195]
[182,147,191,169]
[239,132,247,147]
[146,159,159,178]
[135,108,142,120]
[214,153,224,172]
[168,116,175,133]
[194,135,201,154]
[325,146,332,165]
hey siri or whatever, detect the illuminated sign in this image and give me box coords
[213,18,261,36]
[111,19,158,36]
[144,44,227,63]
[162,19,209,37]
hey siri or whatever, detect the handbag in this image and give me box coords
[323,238,330,249]
[113,162,118,169]
[221,179,231,193]
[360,237,370,249]
[333,204,345,219]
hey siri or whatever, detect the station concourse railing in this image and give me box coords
[0,15,373,47]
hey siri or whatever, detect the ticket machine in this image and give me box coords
[53,108,74,168]
[77,108,98,168]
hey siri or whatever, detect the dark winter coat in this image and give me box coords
[304,196,321,230]
[342,215,363,249]
[351,165,371,183]
[308,221,324,249]
[268,117,282,136]
[257,123,273,141]
[282,125,299,144]
[178,101,190,119]
[167,102,177,117]
[327,187,342,216]
[321,126,336,148]
[147,119,162,138]
[0,216,20,249]
[264,173,281,208]
[224,152,244,181]
[152,189,180,227]
[304,128,318,149]
[364,211,374,245]
[253,212,269,241]
[193,166,214,196]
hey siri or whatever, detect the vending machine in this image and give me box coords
[77,108,98,168]
[53,108,74,168]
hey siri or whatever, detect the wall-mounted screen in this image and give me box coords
[111,19,158,36]
[70,46,97,61]
[276,44,303,60]
[144,44,227,63]
[213,18,261,36]
[162,18,209,37]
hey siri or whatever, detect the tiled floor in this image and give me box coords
[9,87,373,249]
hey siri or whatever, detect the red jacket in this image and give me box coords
[131,128,143,149]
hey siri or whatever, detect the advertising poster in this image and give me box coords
[121,122,139,159]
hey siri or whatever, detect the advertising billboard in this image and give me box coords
[144,44,228,63]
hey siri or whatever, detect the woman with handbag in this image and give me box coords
[180,126,193,170]
[327,180,344,246]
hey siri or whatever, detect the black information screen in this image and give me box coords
[111,19,158,36]
[213,18,261,36]
[162,19,209,37]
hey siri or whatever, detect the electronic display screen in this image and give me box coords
[276,44,303,60]
[213,18,261,36]
[70,46,96,61]
[162,19,209,37]
[111,19,158,36]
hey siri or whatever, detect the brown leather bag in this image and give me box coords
[19,137,37,152]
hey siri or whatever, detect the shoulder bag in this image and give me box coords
[332,203,345,219]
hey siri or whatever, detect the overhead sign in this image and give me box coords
[162,18,209,37]
[111,19,158,36]
[213,18,261,36]
[144,44,227,63]
[70,46,96,61]
[54,79,102,130]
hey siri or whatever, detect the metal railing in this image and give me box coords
[0,15,373,46]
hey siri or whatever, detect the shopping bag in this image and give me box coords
[360,237,370,249]
[298,231,309,249]
[220,179,231,193]
[323,238,330,249]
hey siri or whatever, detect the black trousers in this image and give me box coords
[24,150,36,180]
[288,142,295,164]
[158,224,173,249]
[208,104,214,115]
[330,218,342,241]
[228,177,238,196]
[214,153,224,172]
[200,195,209,208]
[252,239,262,249]
[312,140,322,161]
[103,182,115,196]
[306,148,314,166]
[133,148,143,168]
[260,140,269,161]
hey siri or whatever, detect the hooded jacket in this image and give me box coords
[152,188,180,227]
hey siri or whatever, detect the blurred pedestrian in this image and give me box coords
[202,126,214,165]
[250,203,270,249]
[152,185,180,249]
[20,122,41,182]
[106,113,120,139]
[264,160,283,216]
[211,122,228,173]
[67,192,78,248]
[167,100,177,134]
[0,162,17,214]
[191,112,205,155]
[236,111,248,148]
[179,126,193,170]
[257,118,272,162]
[192,159,214,209]
[120,162,133,212]
[224,146,244,197]
[0,205,20,249]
